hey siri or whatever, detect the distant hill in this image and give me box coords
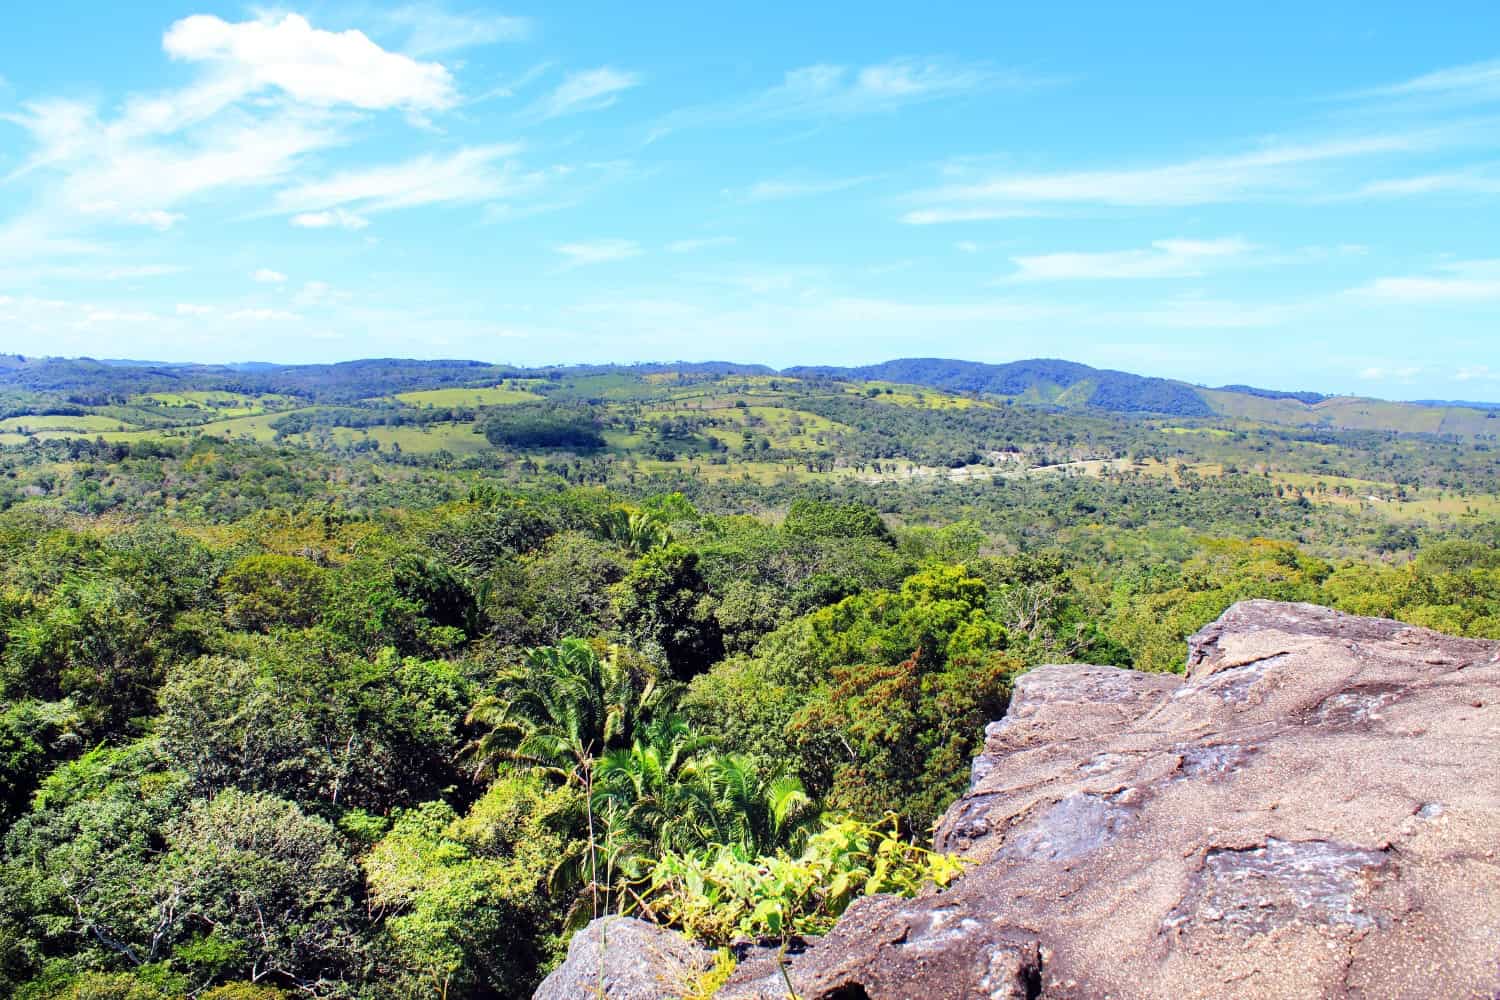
[785,358,1213,416]
[0,354,1494,435]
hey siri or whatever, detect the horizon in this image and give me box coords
[14,351,1500,407]
[3,3,1500,398]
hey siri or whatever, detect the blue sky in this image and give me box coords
[2,1,1500,399]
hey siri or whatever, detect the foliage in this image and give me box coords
[633,816,966,946]
[158,641,468,812]
[481,406,605,451]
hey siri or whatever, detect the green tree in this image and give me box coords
[613,546,724,680]
[463,639,662,785]
[218,555,326,633]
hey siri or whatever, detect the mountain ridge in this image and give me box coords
[0,354,1494,429]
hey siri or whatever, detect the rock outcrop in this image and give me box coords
[532,916,714,1000]
[538,601,1500,999]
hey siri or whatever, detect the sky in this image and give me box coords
[2,1,1500,400]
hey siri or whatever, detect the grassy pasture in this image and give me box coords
[393,385,543,406]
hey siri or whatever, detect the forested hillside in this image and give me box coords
[1,358,1498,999]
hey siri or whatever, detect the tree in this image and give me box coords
[157,641,468,813]
[613,546,724,680]
[463,640,662,786]
[158,790,365,990]
[365,782,573,1000]
[595,507,672,555]
[218,555,326,632]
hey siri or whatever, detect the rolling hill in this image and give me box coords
[1,354,1495,437]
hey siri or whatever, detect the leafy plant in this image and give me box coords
[631,815,967,947]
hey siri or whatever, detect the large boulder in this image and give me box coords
[720,600,1500,999]
[533,916,714,1000]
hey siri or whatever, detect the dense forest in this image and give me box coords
[1,358,1498,999]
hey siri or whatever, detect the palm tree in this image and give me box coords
[462,638,662,785]
[596,506,672,555]
[591,715,717,856]
[688,752,815,855]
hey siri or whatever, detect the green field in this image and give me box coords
[393,385,544,406]
[0,414,137,433]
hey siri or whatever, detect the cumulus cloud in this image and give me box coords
[252,267,287,283]
[163,13,458,111]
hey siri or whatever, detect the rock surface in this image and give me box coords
[718,600,1500,999]
[532,916,713,1000]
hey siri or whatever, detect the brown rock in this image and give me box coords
[720,600,1500,999]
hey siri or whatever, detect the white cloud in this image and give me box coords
[83,309,159,325]
[128,209,184,230]
[1359,365,1423,380]
[528,68,640,120]
[554,239,642,267]
[666,236,736,253]
[903,135,1428,220]
[291,209,370,230]
[1130,294,1301,330]
[903,207,1045,225]
[163,13,458,111]
[1352,260,1500,303]
[0,11,474,263]
[1351,58,1500,106]
[176,303,213,315]
[295,280,350,306]
[1456,365,1494,382]
[378,5,532,56]
[1353,169,1500,198]
[656,58,1017,137]
[272,144,535,216]
[252,268,287,283]
[739,176,871,202]
[228,307,301,321]
[1008,237,1254,281]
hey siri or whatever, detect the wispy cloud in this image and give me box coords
[1006,237,1254,281]
[554,239,642,267]
[527,67,641,120]
[737,175,872,202]
[228,307,302,322]
[902,134,1431,221]
[377,5,533,57]
[1348,58,1500,107]
[1351,167,1500,198]
[666,236,736,253]
[291,208,371,230]
[1359,364,1424,380]
[272,144,538,216]
[652,57,1021,139]
[252,268,287,283]
[1351,259,1500,303]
